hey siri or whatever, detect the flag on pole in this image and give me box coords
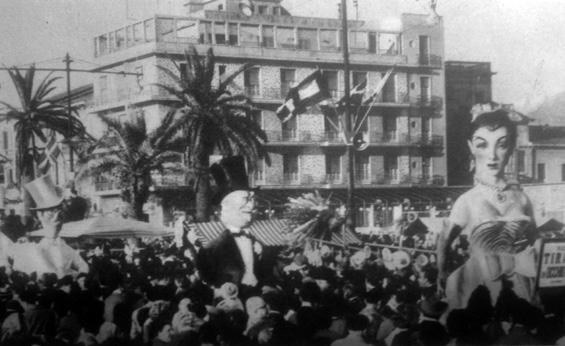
[276,70,330,123]
[363,68,395,105]
[37,135,60,175]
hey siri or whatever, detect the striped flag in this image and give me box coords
[37,135,60,175]
[363,67,395,105]
[276,70,330,123]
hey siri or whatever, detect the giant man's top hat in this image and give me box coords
[24,175,64,210]
[209,156,256,205]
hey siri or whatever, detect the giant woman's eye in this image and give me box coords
[473,139,487,149]
[497,138,509,149]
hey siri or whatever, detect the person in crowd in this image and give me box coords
[416,296,450,346]
[437,103,538,309]
[10,175,89,278]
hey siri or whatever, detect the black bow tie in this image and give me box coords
[232,231,251,238]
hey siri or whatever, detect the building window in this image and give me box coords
[273,6,281,15]
[283,154,299,182]
[385,155,398,181]
[276,27,295,48]
[356,154,370,182]
[420,76,431,103]
[244,68,260,96]
[323,70,339,98]
[320,29,338,50]
[99,76,108,103]
[115,28,125,50]
[240,24,260,46]
[419,35,430,64]
[218,65,226,83]
[135,66,143,90]
[254,158,265,182]
[383,115,397,141]
[282,115,297,140]
[262,25,274,47]
[382,72,396,102]
[517,150,525,173]
[352,71,367,88]
[280,69,295,97]
[218,4,223,10]
[214,22,226,44]
[379,33,400,55]
[538,163,545,182]
[157,18,175,41]
[297,28,317,50]
[422,156,431,180]
[0,165,5,185]
[199,21,212,44]
[251,111,263,128]
[349,31,367,50]
[133,23,144,44]
[228,23,238,45]
[562,164,565,182]
[179,63,187,80]
[2,131,8,150]
[98,34,108,55]
[258,5,268,14]
[144,19,155,41]
[326,154,342,183]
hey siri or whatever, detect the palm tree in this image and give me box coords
[77,109,186,220]
[0,65,85,215]
[155,46,270,221]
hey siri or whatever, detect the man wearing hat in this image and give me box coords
[416,297,449,346]
[196,156,264,288]
[10,175,88,278]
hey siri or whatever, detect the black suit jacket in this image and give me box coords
[196,230,261,287]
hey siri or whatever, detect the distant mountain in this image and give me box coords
[528,91,565,125]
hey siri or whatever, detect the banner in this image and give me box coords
[537,239,565,288]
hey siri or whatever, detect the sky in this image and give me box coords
[1,0,564,121]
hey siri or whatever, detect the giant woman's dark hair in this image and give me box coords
[468,109,518,151]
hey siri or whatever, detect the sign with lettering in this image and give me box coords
[537,239,565,288]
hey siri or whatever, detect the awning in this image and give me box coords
[189,219,289,247]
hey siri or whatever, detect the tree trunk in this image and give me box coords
[194,149,210,222]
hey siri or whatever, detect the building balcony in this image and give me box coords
[417,54,442,68]
[282,173,300,185]
[323,173,343,185]
[410,95,443,109]
[92,85,176,112]
[94,180,121,193]
[151,172,190,187]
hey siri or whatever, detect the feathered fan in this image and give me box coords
[470,218,533,254]
[283,191,346,247]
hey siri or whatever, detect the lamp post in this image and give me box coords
[340,0,356,233]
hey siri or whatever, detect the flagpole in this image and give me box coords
[341,0,355,237]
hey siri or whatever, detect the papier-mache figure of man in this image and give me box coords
[10,175,88,278]
[196,156,264,289]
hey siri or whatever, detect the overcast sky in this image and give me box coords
[1,0,564,118]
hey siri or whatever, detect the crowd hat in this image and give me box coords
[24,175,64,210]
[418,296,448,319]
[209,156,256,205]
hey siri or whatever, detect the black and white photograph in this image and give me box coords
[0,0,565,345]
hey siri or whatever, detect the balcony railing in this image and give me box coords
[417,54,442,67]
[94,180,121,192]
[324,173,343,185]
[411,95,443,109]
[151,173,188,187]
[283,173,300,185]
[244,85,260,96]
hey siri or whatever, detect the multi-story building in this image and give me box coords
[510,125,565,184]
[85,0,451,228]
[445,61,493,186]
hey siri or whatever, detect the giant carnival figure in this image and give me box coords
[10,175,88,278]
[437,103,538,309]
[196,156,265,289]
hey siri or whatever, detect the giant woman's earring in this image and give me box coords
[469,155,475,173]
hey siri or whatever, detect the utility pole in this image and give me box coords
[341,0,355,234]
[64,53,74,173]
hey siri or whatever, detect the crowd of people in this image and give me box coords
[0,232,561,346]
